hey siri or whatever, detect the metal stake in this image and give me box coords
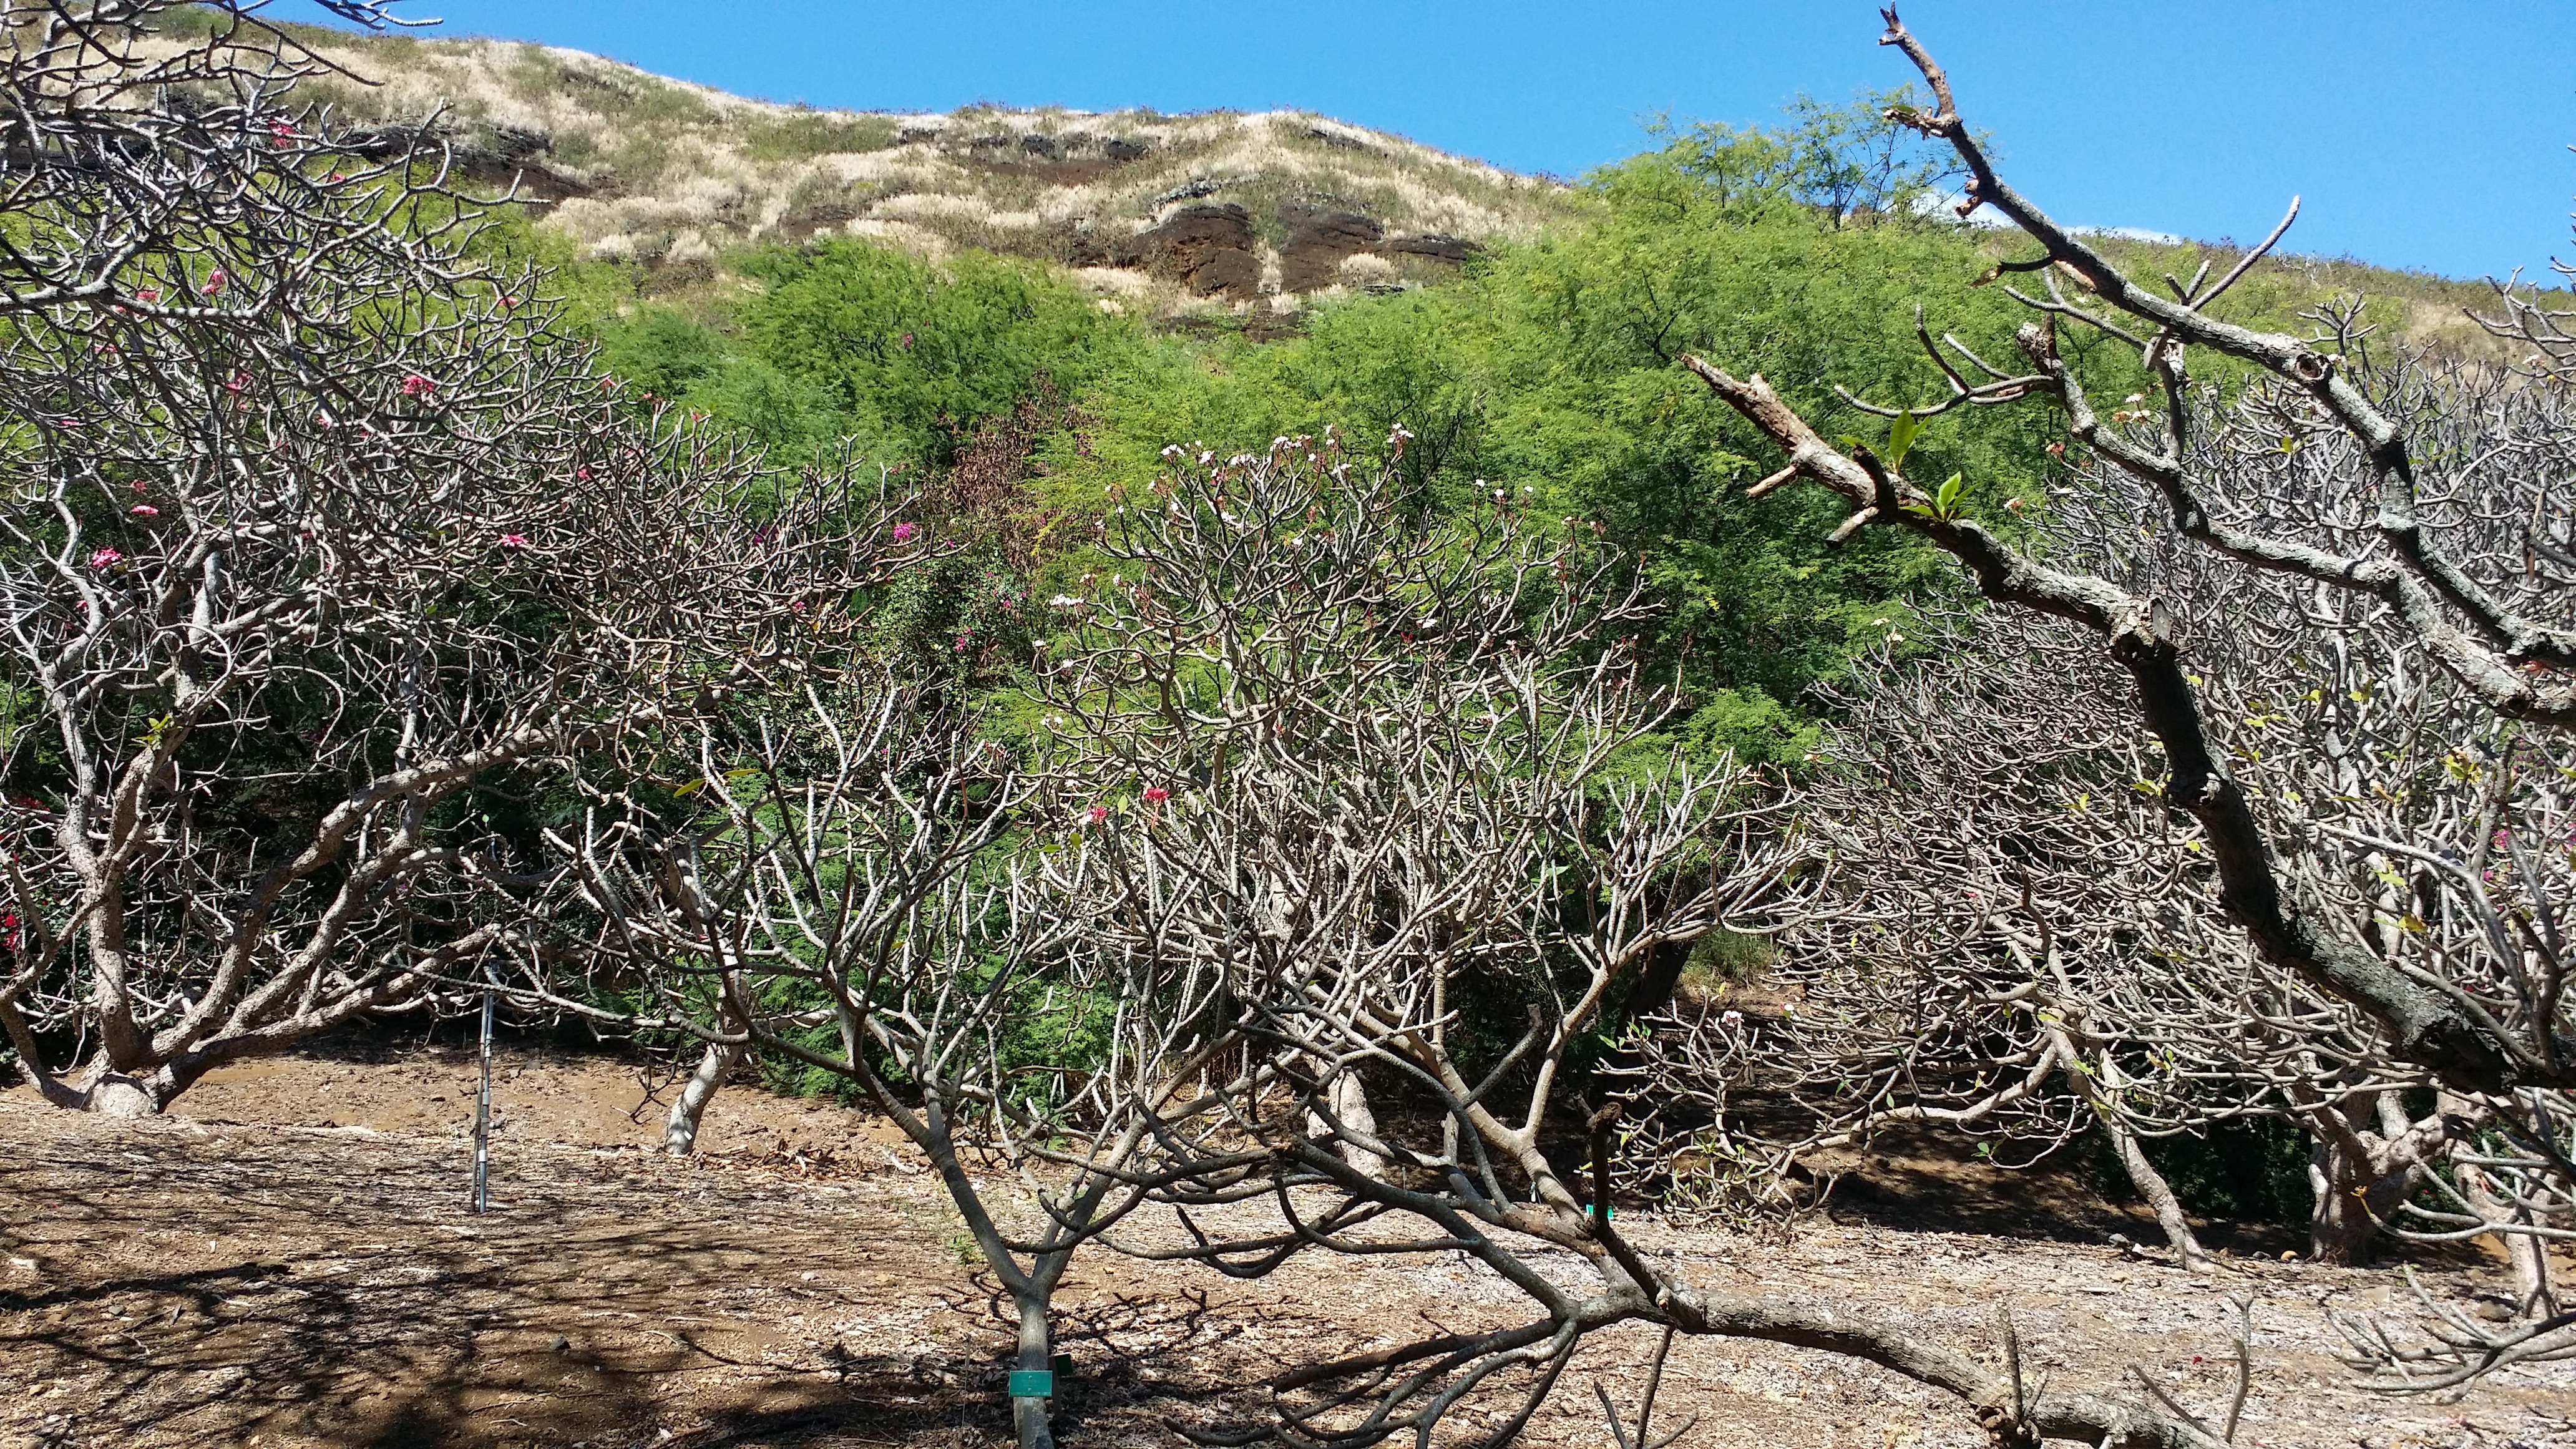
[472,987,494,1214]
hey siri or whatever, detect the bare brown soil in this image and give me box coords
[3,1043,2572,1449]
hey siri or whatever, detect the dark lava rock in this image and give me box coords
[1386,233,1480,265]
[1278,207,1384,293]
[1115,204,1260,298]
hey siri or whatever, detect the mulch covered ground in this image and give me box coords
[2,1046,2571,1448]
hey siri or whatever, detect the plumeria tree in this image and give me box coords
[0,0,906,1112]
[1681,5,2576,1385]
[558,653,1242,1449]
[1019,434,2247,1449]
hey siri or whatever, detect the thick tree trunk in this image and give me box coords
[663,1038,744,1154]
[2103,1120,2210,1269]
[85,1071,159,1118]
[2306,1132,2411,1264]
[1010,1286,1057,1449]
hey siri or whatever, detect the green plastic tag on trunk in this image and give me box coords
[1008,1370,1055,1398]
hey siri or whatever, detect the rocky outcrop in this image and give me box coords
[1279,207,1383,293]
[1386,233,1478,265]
[1111,204,1261,299]
[1087,202,1482,301]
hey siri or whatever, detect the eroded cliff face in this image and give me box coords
[282,29,1571,315]
[1076,201,1478,303]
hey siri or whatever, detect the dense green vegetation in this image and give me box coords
[538,95,2481,764]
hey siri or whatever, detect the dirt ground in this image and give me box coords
[4,1039,2572,1449]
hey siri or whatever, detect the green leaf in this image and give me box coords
[1885,409,1923,469]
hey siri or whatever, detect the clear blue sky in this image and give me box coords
[302,1,2575,283]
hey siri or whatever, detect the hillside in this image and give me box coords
[270,24,1579,329]
[260,20,2530,361]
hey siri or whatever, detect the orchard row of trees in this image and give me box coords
[1,4,2569,1448]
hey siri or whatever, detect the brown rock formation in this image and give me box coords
[1115,203,1261,299]
[1278,207,1384,293]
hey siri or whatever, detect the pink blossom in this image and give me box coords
[400,374,435,397]
[497,533,528,549]
[1086,804,1109,825]
[88,547,121,567]
[954,634,972,652]
[200,269,226,296]
[891,521,919,545]
[53,417,80,428]
[129,505,157,517]
[133,287,158,303]
[1721,1010,1744,1028]
[1143,786,1171,804]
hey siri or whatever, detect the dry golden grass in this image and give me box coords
[266,27,1581,303]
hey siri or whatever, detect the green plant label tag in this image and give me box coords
[1008,1370,1055,1398]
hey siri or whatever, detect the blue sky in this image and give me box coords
[303,1,2575,282]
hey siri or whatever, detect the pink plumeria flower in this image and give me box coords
[1086,804,1109,826]
[1143,786,1171,804]
[200,270,226,296]
[400,374,435,397]
[54,417,80,429]
[133,287,159,303]
[89,547,121,567]
[129,505,157,517]
[497,533,528,549]
[891,521,919,544]
[1721,1010,1744,1028]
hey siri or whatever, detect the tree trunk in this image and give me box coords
[2459,1163,2559,1319]
[1010,1287,1056,1449]
[1625,937,1695,1023]
[1330,1071,1388,1182]
[85,1071,159,1118]
[663,1038,743,1154]
[2307,1131,2412,1264]
[2103,1119,2210,1269]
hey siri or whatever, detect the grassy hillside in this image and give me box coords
[273,23,1577,332]
[266,21,2519,356]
